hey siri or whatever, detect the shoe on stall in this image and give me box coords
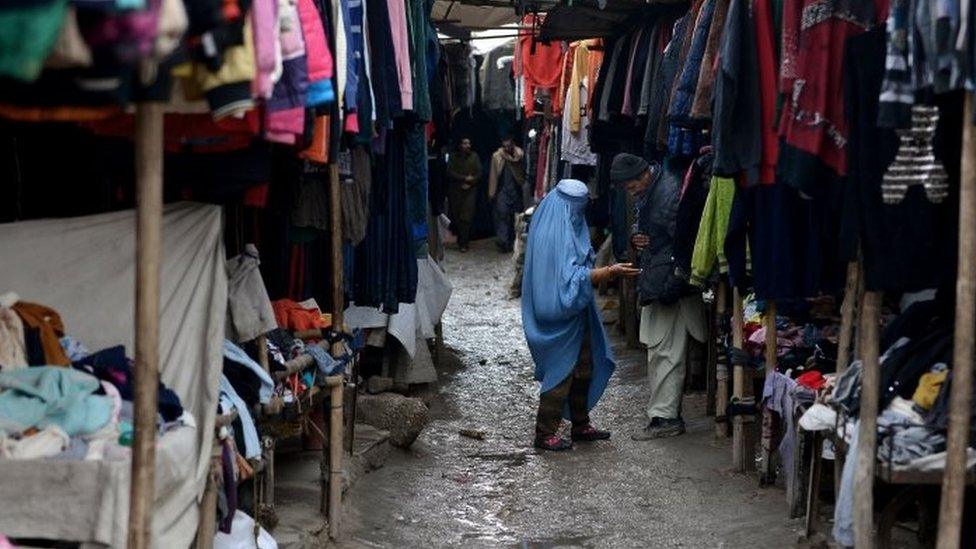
[631,417,686,441]
[571,424,611,442]
[534,434,573,451]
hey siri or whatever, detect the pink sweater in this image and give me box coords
[386,0,412,110]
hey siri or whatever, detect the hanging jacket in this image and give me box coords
[266,0,308,143]
[297,0,335,106]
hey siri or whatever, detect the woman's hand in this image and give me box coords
[590,263,640,284]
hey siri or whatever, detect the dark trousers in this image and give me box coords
[535,321,592,438]
[493,174,523,251]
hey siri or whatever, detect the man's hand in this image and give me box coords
[631,233,650,251]
[462,184,471,190]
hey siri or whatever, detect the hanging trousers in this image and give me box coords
[535,320,592,438]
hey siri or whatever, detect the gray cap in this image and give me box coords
[610,153,650,184]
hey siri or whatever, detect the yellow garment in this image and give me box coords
[913,369,948,411]
[567,39,600,133]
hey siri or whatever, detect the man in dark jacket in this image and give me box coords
[611,153,705,440]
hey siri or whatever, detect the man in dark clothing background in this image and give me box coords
[488,136,527,253]
[447,137,483,252]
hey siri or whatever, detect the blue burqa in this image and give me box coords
[521,179,616,412]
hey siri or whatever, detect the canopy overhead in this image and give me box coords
[432,0,520,37]
[432,0,689,41]
[539,0,689,41]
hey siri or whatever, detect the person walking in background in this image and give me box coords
[488,136,526,253]
[610,153,705,441]
[521,178,639,451]
[446,137,482,252]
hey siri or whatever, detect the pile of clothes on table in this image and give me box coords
[781,291,971,546]
[0,294,189,461]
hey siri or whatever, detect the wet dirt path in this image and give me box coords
[336,241,800,548]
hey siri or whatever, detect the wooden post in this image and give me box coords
[624,192,639,348]
[937,93,976,549]
[835,260,862,495]
[194,444,222,549]
[128,102,163,549]
[853,291,882,548]
[256,334,270,374]
[328,163,344,337]
[758,300,778,484]
[327,377,344,538]
[731,287,754,471]
[764,300,777,370]
[714,283,728,438]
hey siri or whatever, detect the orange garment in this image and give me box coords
[518,14,564,116]
[299,115,330,164]
[13,302,69,366]
[584,39,604,116]
[272,299,331,331]
[552,43,577,115]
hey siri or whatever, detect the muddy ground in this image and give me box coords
[334,240,802,548]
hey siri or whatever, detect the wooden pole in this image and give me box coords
[834,260,862,495]
[194,444,222,549]
[256,334,270,374]
[937,93,976,549]
[128,102,163,549]
[328,164,344,337]
[328,378,344,538]
[731,287,754,471]
[759,300,778,483]
[715,283,729,438]
[853,291,882,548]
[764,300,777,371]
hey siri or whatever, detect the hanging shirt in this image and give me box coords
[518,13,564,115]
[777,0,882,193]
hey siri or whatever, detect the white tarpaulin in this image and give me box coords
[344,256,453,359]
[0,202,227,548]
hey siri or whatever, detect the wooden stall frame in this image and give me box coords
[937,93,976,549]
[128,102,164,549]
[853,291,882,548]
[731,287,755,471]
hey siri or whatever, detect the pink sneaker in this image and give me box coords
[571,424,611,442]
[534,434,572,451]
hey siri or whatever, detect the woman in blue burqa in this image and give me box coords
[522,179,639,451]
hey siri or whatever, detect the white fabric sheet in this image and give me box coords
[344,256,453,358]
[0,202,227,548]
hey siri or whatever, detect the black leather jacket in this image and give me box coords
[635,162,693,305]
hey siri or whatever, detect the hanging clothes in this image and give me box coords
[689,0,731,120]
[777,0,883,194]
[519,14,564,116]
[711,0,762,183]
[481,42,516,112]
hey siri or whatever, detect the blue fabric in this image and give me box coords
[219,375,261,459]
[0,366,112,436]
[306,79,336,107]
[521,179,616,409]
[223,340,275,404]
[306,345,342,376]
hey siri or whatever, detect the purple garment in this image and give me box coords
[218,438,237,534]
[762,371,798,496]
